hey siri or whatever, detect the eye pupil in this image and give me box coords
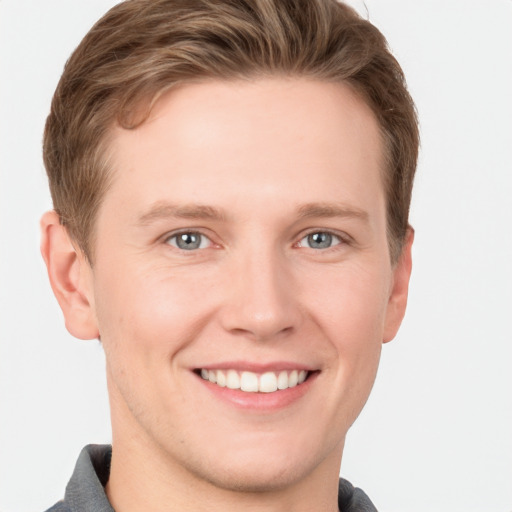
[308,232,332,249]
[176,233,201,250]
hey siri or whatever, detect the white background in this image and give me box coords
[0,1,511,511]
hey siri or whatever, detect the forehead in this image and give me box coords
[104,78,384,221]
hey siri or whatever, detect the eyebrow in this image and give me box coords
[135,200,369,226]
[136,202,228,226]
[296,202,369,222]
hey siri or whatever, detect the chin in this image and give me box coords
[188,458,311,494]
[173,434,339,494]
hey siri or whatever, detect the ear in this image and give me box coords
[383,227,414,343]
[40,211,99,340]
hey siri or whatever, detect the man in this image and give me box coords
[40,0,418,510]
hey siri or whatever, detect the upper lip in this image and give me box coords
[193,361,317,373]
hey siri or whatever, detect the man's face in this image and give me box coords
[79,79,410,491]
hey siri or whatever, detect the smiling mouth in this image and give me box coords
[196,368,311,393]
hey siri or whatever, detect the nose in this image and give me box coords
[218,249,302,341]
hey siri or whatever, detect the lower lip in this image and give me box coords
[194,372,319,412]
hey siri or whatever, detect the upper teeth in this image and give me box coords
[200,369,308,393]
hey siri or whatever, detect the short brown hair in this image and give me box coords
[43,0,419,263]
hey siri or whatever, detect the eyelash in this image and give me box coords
[163,229,350,252]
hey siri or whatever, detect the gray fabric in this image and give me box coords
[338,477,378,512]
[45,444,377,511]
[46,445,114,512]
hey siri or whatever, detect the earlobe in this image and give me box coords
[40,211,99,340]
[383,227,414,343]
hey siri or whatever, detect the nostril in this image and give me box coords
[227,324,296,342]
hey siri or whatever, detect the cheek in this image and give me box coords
[93,264,205,419]
[309,261,390,390]
[312,261,390,340]
[93,261,218,362]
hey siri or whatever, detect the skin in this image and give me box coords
[41,79,413,512]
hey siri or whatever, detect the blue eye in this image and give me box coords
[299,232,342,249]
[167,232,211,250]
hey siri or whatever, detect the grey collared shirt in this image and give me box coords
[45,445,377,512]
